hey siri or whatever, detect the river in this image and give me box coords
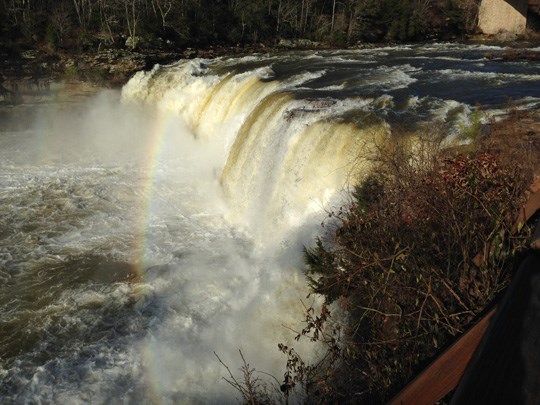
[1,43,539,403]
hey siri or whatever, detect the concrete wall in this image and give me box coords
[478,0,528,34]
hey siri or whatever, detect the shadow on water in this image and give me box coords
[0,253,170,392]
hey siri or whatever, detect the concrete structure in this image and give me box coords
[478,0,528,34]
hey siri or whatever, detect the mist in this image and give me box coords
[0,83,327,403]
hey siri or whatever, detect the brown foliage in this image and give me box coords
[295,113,537,403]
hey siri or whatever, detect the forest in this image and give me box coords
[0,0,480,52]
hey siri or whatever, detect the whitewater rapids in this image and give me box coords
[1,43,539,403]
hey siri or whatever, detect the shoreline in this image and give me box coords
[1,37,540,106]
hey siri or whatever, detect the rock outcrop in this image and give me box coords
[478,0,528,35]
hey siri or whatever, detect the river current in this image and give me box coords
[1,43,539,403]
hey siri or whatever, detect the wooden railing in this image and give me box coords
[388,309,496,405]
[389,188,540,404]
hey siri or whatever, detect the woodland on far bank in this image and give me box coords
[1,0,479,55]
[4,0,540,88]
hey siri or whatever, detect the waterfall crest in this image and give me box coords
[122,59,386,239]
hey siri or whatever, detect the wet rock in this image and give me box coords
[278,38,321,48]
[125,36,141,49]
[501,48,540,61]
[484,48,540,61]
[495,30,519,42]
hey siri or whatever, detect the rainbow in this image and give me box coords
[132,111,170,280]
[132,110,171,403]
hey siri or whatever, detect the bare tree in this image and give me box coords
[119,0,141,48]
[72,0,94,32]
[151,0,173,30]
[51,4,72,45]
[345,0,359,43]
[330,0,336,32]
[97,0,117,45]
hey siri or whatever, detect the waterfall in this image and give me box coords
[122,58,386,242]
[5,44,537,403]
[107,58,392,402]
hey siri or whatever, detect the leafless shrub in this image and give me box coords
[286,111,537,403]
[215,350,283,405]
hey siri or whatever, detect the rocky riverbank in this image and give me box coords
[0,41,326,105]
[2,38,540,107]
[0,47,182,98]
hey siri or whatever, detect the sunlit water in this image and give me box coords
[1,43,539,403]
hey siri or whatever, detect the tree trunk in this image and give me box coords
[331,0,336,33]
[276,0,282,34]
[347,1,357,43]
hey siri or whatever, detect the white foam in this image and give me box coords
[3,43,539,403]
[437,68,539,82]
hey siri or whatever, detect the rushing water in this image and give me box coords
[1,43,539,403]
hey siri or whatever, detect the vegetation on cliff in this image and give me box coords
[284,108,538,403]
